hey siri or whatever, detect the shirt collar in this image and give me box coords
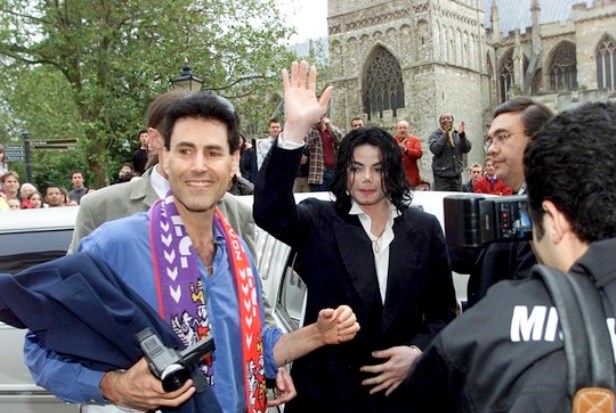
[349,199,400,221]
[151,165,170,198]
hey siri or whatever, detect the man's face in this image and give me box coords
[268,122,281,139]
[351,119,365,129]
[119,166,132,179]
[439,114,453,132]
[71,173,84,189]
[2,175,19,196]
[46,187,64,207]
[469,167,482,183]
[163,118,238,215]
[315,115,328,131]
[139,132,149,147]
[346,144,387,209]
[396,122,409,138]
[486,112,529,192]
[484,160,496,177]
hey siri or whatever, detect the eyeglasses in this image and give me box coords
[484,131,526,152]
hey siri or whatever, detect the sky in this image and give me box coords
[277,0,328,42]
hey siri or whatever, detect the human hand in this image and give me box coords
[300,154,308,165]
[316,304,360,345]
[398,143,406,153]
[281,61,332,143]
[458,121,465,134]
[99,357,195,410]
[267,367,297,407]
[359,345,422,396]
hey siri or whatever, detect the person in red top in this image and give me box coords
[393,120,423,187]
[474,156,512,195]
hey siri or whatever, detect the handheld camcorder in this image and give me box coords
[135,327,215,392]
[443,194,532,248]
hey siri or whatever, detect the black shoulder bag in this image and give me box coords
[534,264,616,413]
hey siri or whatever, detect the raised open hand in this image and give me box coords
[281,60,333,143]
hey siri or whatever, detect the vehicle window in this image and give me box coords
[0,230,72,274]
[276,251,307,332]
[254,228,290,282]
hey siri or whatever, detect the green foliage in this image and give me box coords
[0,0,298,187]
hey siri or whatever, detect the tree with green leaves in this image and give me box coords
[0,0,297,188]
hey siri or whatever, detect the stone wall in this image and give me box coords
[327,0,487,182]
[325,0,616,183]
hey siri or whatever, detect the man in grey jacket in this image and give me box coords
[428,113,472,191]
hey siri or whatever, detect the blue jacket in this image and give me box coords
[18,212,280,412]
[0,252,221,413]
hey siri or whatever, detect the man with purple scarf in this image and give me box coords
[23,63,359,413]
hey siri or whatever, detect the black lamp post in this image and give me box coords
[22,131,33,183]
[169,60,204,92]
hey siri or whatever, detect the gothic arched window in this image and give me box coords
[498,49,514,103]
[362,46,405,119]
[548,42,577,91]
[596,35,616,90]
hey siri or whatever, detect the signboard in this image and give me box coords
[3,145,25,161]
[32,138,78,149]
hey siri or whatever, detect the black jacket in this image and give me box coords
[464,240,536,307]
[253,143,457,413]
[408,238,616,413]
[240,146,258,183]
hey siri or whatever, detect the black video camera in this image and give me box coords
[135,328,215,392]
[443,194,532,248]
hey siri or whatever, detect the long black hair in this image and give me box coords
[331,127,411,212]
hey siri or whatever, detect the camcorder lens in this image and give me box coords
[162,365,191,392]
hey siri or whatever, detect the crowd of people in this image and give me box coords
[233,93,510,198]
[1,73,513,214]
[0,169,94,212]
[0,60,615,413]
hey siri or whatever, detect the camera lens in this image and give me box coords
[161,364,190,392]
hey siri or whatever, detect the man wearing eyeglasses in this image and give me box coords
[485,98,552,195]
[461,97,553,307]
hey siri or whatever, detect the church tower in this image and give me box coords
[326,0,488,173]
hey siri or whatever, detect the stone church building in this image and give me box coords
[325,0,616,180]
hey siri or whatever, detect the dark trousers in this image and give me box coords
[309,168,335,192]
[433,174,462,191]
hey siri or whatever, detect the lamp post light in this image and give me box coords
[169,60,204,92]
